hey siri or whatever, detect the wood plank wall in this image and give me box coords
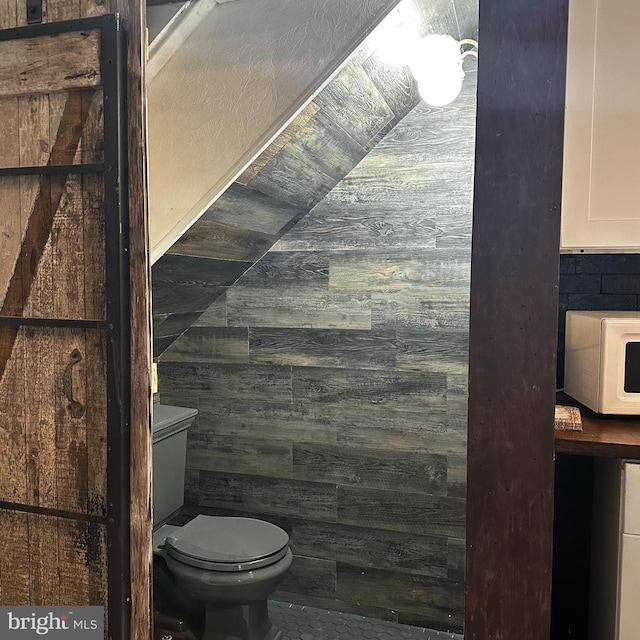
[159,58,477,633]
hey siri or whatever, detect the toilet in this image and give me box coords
[152,405,292,640]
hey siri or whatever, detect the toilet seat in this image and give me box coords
[164,515,289,572]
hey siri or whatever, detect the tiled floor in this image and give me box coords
[269,602,463,640]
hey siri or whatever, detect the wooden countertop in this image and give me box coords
[555,393,640,459]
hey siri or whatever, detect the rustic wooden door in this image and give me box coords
[0,4,151,639]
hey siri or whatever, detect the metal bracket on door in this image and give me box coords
[26,0,43,24]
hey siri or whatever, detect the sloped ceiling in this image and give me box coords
[152,0,478,356]
[147,0,405,263]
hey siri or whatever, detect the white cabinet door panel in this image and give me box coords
[561,0,640,251]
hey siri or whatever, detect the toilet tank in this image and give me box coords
[152,404,198,528]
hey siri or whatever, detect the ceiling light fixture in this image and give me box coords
[408,35,478,107]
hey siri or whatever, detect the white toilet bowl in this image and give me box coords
[154,514,292,640]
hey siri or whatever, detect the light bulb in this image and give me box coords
[409,34,466,107]
[417,74,463,107]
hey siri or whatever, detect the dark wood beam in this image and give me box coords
[465,0,568,637]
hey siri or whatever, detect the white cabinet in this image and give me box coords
[561,0,640,252]
[590,460,640,639]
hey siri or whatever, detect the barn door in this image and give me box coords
[0,14,134,639]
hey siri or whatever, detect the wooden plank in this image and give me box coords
[0,30,101,98]
[274,191,437,252]
[0,98,21,310]
[161,327,249,364]
[0,511,30,605]
[46,0,80,21]
[227,287,372,331]
[337,563,464,632]
[249,327,395,369]
[168,220,276,263]
[201,183,306,236]
[158,362,293,404]
[338,486,465,539]
[82,172,105,320]
[52,175,85,319]
[237,101,321,185]
[55,328,88,513]
[361,54,420,121]
[293,521,449,579]
[465,0,568,637]
[396,327,470,375]
[313,60,395,149]
[28,513,60,605]
[234,252,329,288]
[191,399,338,446]
[109,0,152,637]
[80,0,110,16]
[247,145,339,211]
[447,455,466,499]
[18,95,50,168]
[273,108,368,184]
[293,443,447,496]
[24,327,57,508]
[448,537,466,582]
[199,471,337,521]
[58,519,91,605]
[291,366,447,409]
[152,254,250,314]
[337,414,466,457]
[186,432,292,478]
[84,330,107,515]
[277,556,336,600]
[0,0,17,29]
[0,326,26,503]
[329,248,471,291]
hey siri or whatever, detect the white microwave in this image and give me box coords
[564,311,640,415]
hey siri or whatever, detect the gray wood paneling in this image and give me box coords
[192,292,227,328]
[337,417,467,457]
[237,101,321,186]
[249,328,395,369]
[158,362,292,403]
[397,327,470,374]
[292,367,447,409]
[228,288,371,330]
[279,108,369,183]
[201,182,306,236]
[313,60,395,149]
[168,220,276,263]
[337,564,464,631]
[274,195,437,252]
[195,399,338,445]
[447,537,466,582]
[361,56,421,122]
[329,249,471,292]
[338,486,466,539]
[292,521,448,578]
[277,555,336,600]
[233,252,329,287]
[247,148,339,211]
[199,471,337,521]
[293,443,447,495]
[160,327,249,364]
[447,455,467,499]
[186,433,293,478]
